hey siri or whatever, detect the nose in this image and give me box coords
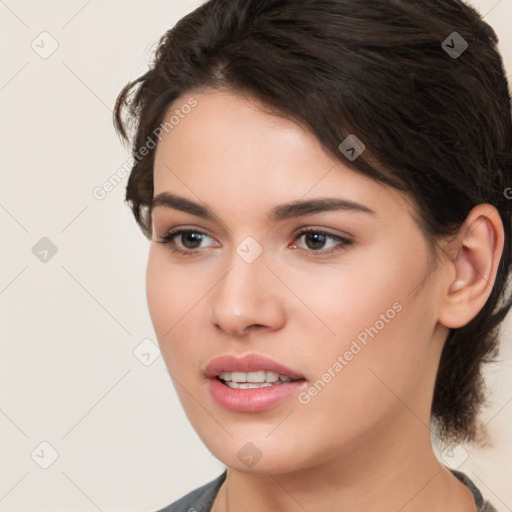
[210,255,287,337]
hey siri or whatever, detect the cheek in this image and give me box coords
[312,267,436,417]
[281,245,434,382]
[145,249,198,350]
[274,254,413,343]
[145,247,222,382]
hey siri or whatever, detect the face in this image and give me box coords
[147,89,448,474]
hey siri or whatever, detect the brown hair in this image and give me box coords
[113,0,512,442]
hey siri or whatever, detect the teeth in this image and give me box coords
[225,381,281,389]
[219,370,295,384]
[266,371,280,382]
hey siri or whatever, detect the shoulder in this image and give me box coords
[155,470,227,512]
[479,501,498,512]
[450,470,498,512]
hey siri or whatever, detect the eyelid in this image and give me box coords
[152,217,223,238]
[157,225,353,256]
[292,225,353,238]
[156,226,220,253]
[290,228,353,251]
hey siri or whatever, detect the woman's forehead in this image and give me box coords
[153,90,413,219]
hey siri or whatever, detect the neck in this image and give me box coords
[211,325,476,512]
[212,418,477,512]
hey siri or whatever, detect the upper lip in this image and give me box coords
[204,353,306,380]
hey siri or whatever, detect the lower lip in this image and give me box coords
[208,377,307,412]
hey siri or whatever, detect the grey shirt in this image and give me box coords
[156,469,497,511]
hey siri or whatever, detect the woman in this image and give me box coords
[113,0,511,510]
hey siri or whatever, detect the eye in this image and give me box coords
[156,227,351,256]
[290,229,352,254]
[156,228,219,254]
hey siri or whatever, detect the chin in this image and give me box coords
[199,432,311,475]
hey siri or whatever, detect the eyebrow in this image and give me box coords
[150,192,376,222]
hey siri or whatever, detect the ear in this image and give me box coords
[438,204,504,329]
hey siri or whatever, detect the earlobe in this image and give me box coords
[439,205,504,329]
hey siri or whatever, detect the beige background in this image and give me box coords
[1,1,511,510]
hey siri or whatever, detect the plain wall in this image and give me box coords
[1,1,511,510]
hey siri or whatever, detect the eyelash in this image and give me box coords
[156,228,352,257]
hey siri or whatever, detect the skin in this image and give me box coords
[146,89,503,512]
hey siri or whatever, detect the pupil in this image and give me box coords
[305,233,326,250]
[182,232,203,249]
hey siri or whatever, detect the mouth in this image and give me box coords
[216,370,305,389]
[205,358,308,412]
[204,353,307,412]
[204,353,307,385]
